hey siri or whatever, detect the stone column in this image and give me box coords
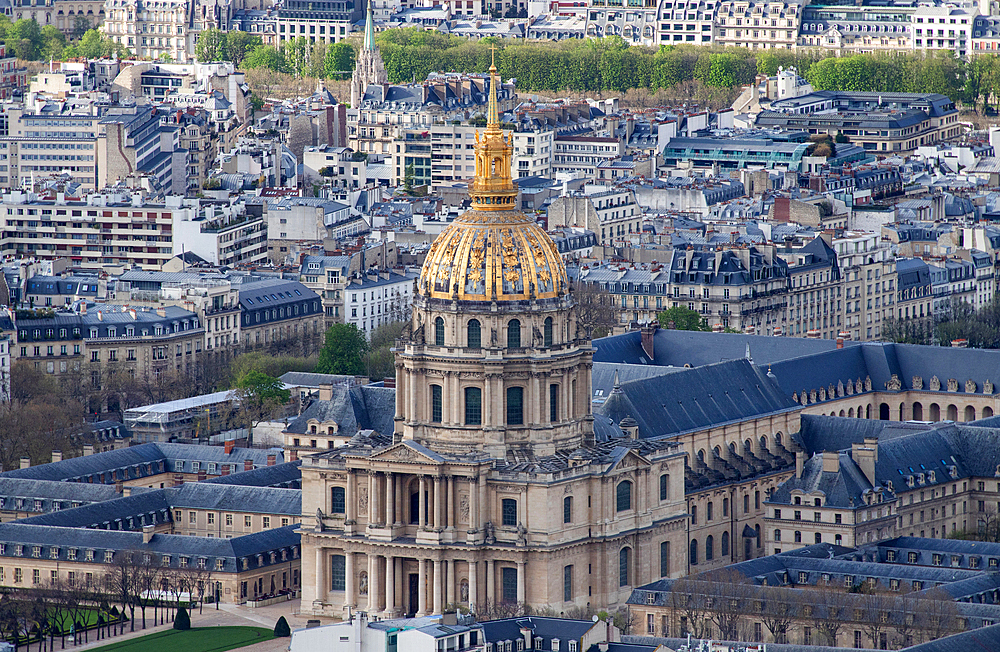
[468,560,478,612]
[407,368,415,423]
[486,559,494,605]
[315,547,325,603]
[345,470,355,523]
[469,475,479,534]
[433,476,443,530]
[394,475,403,526]
[395,364,405,420]
[345,552,354,608]
[531,373,541,425]
[418,476,427,528]
[371,554,381,612]
[516,560,526,604]
[448,475,457,531]
[384,554,395,616]
[446,559,455,606]
[483,375,491,426]
[433,560,443,615]
[385,473,394,525]
[368,471,376,524]
[479,472,488,529]
[417,558,427,616]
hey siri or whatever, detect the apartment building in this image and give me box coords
[299,255,350,325]
[895,257,933,323]
[9,310,85,377]
[103,0,191,61]
[0,44,26,100]
[0,192,180,270]
[98,106,187,195]
[343,269,416,337]
[835,232,895,342]
[654,0,715,45]
[798,0,913,53]
[237,278,324,354]
[553,134,623,177]
[715,0,803,50]
[511,127,554,180]
[274,0,362,46]
[759,92,961,155]
[0,103,103,191]
[912,3,975,59]
[547,187,643,245]
[586,5,659,45]
[781,236,842,340]
[173,201,269,267]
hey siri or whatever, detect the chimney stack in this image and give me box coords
[224,439,235,455]
[197,470,207,482]
[640,322,659,361]
[83,444,94,456]
[836,337,844,349]
[19,457,30,469]
[173,473,184,487]
[318,384,334,401]
[51,450,62,463]
[221,464,231,476]
[852,438,879,486]
[267,454,276,466]
[821,451,840,474]
[244,458,254,471]
[289,449,299,462]
[142,525,155,544]
[795,451,805,478]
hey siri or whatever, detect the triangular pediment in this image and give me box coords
[606,447,651,473]
[370,441,443,464]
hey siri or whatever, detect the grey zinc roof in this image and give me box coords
[0,479,119,511]
[279,372,358,388]
[595,358,798,440]
[480,617,597,648]
[0,523,299,574]
[201,461,301,489]
[17,490,173,529]
[165,483,300,515]
[284,385,395,438]
[901,624,1000,652]
[768,450,887,509]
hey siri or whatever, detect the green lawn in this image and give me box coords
[80,626,274,652]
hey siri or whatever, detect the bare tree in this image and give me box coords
[917,587,962,642]
[106,550,139,633]
[701,570,753,641]
[572,282,620,339]
[758,585,794,644]
[0,590,27,652]
[668,577,711,639]
[809,586,851,646]
[859,589,894,650]
[132,551,162,629]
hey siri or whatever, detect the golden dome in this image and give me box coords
[417,50,569,303]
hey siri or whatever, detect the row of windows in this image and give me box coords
[432,384,554,426]
[433,317,554,349]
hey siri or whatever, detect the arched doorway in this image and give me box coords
[965,405,976,422]
[879,403,890,420]
[912,402,923,420]
[930,403,940,421]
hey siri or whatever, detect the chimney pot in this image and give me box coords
[836,337,844,349]
[267,454,276,466]
[51,450,62,464]
[244,458,254,471]
[83,444,94,456]
[19,457,30,469]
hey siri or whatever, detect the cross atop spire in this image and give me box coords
[486,44,500,129]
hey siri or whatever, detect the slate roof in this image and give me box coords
[0,443,285,483]
[622,635,876,652]
[201,461,301,489]
[0,479,119,513]
[593,328,847,367]
[595,358,798,439]
[480,617,598,648]
[591,362,683,408]
[768,449,890,509]
[901,623,1000,651]
[284,385,395,437]
[0,523,299,574]
[17,490,174,529]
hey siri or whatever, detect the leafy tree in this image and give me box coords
[316,323,368,375]
[226,30,262,67]
[40,24,64,61]
[72,15,91,39]
[324,40,355,79]
[243,45,289,73]
[232,370,291,447]
[195,27,227,62]
[173,607,190,631]
[318,166,335,177]
[77,29,107,59]
[274,616,291,637]
[7,18,42,60]
[657,306,710,331]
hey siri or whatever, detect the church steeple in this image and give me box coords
[350,0,387,109]
[469,46,517,212]
[363,0,376,51]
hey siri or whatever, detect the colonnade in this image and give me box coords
[314,548,526,616]
[346,468,486,533]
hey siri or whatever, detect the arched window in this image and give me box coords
[619,547,630,586]
[502,498,517,526]
[660,541,670,577]
[707,501,713,521]
[689,539,698,565]
[544,317,553,347]
[430,385,442,423]
[794,531,802,543]
[563,496,572,524]
[434,317,445,346]
[506,386,524,425]
[330,486,345,514]
[705,535,714,561]
[465,387,482,425]
[507,319,521,348]
[659,474,669,501]
[721,531,730,557]
[467,319,481,348]
[616,480,633,512]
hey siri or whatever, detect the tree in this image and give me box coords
[917,587,962,641]
[232,370,290,447]
[40,24,65,61]
[274,616,291,637]
[324,40,355,80]
[195,27,227,62]
[173,607,190,631]
[364,321,407,380]
[107,550,139,632]
[77,29,107,59]
[226,31,262,67]
[668,577,711,638]
[72,15,90,40]
[573,282,619,338]
[242,46,289,73]
[701,570,753,641]
[316,323,368,376]
[657,306,710,332]
[758,585,794,644]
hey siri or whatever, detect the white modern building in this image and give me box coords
[343,269,416,337]
[289,613,484,652]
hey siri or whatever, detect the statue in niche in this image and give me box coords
[460,495,470,521]
[460,580,469,603]
[485,521,496,545]
[517,522,527,545]
[359,572,368,595]
[315,508,324,532]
